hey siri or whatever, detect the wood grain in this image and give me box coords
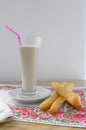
[0,80,86,130]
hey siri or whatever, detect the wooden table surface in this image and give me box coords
[0,80,86,130]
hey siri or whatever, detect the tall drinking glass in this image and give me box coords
[6,26,52,102]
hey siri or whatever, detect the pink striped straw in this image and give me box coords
[5,25,22,46]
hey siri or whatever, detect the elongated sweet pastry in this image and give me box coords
[51,82,83,109]
[49,97,65,114]
[39,92,59,111]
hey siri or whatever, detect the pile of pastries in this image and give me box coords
[39,82,83,114]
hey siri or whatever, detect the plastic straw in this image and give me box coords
[5,25,22,46]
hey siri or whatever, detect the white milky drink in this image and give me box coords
[19,45,40,94]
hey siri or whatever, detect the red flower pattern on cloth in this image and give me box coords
[0,86,19,90]
[54,111,64,120]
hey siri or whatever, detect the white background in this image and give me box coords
[0,0,85,82]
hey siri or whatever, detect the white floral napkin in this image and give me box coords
[0,98,13,123]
